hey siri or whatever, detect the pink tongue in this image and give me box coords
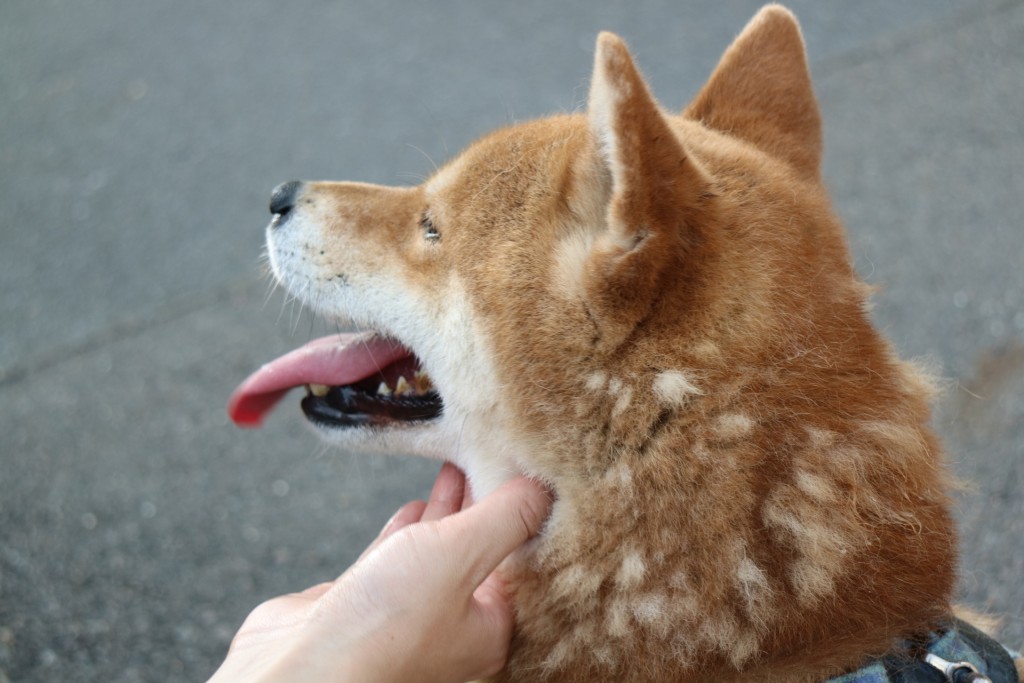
[227,333,412,427]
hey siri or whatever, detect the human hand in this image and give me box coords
[207,464,552,683]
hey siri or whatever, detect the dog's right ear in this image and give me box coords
[582,32,709,351]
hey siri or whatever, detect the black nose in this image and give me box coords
[269,180,302,216]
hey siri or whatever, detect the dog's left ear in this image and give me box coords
[584,32,709,350]
[686,5,822,178]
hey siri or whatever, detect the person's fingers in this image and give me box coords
[459,474,474,512]
[443,476,552,588]
[362,463,463,563]
[356,499,427,563]
[383,499,428,536]
[472,575,513,637]
[420,462,466,522]
[296,581,335,600]
[459,576,515,678]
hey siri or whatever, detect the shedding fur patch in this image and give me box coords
[690,439,712,462]
[586,370,608,392]
[794,469,838,503]
[615,550,647,589]
[762,482,864,604]
[611,384,633,417]
[551,564,604,606]
[692,339,722,360]
[669,570,691,590]
[735,554,773,625]
[730,631,762,668]
[653,370,702,407]
[543,637,575,671]
[896,357,942,403]
[713,412,754,440]
[592,644,617,668]
[858,421,928,463]
[632,593,668,633]
[606,597,631,637]
[603,461,634,494]
[698,610,740,657]
[805,425,837,449]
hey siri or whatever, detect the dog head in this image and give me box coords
[232,7,893,500]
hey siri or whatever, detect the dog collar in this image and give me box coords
[825,619,1021,683]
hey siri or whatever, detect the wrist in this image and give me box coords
[305,620,406,683]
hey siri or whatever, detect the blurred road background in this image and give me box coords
[2,1,1022,680]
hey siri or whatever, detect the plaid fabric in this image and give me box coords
[825,621,1020,683]
[828,661,890,683]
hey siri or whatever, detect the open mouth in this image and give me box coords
[228,332,443,429]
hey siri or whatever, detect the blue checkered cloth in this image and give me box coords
[826,620,1020,683]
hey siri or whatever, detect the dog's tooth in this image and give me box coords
[377,382,392,397]
[413,370,433,394]
[395,376,412,396]
[309,383,330,397]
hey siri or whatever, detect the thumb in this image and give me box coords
[442,476,552,589]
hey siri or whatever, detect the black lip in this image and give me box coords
[301,385,443,428]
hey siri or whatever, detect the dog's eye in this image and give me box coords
[421,215,440,242]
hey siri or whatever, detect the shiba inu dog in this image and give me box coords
[229,5,1023,681]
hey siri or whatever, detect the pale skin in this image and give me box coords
[208,463,552,683]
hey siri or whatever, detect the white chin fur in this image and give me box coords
[268,211,528,500]
[311,411,523,499]
[313,418,451,460]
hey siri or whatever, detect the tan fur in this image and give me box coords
[266,5,970,680]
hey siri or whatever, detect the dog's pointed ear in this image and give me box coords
[588,32,705,228]
[584,32,709,350]
[686,5,822,177]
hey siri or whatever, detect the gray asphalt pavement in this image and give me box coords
[2,1,1022,681]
